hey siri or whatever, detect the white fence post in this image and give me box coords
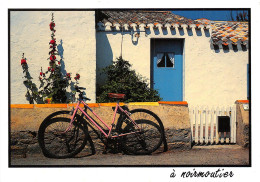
[195,106,199,143]
[226,106,231,143]
[215,107,219,144]
[220,106,225,144]
[205,107,209,144]
[200,106,204,143]
[210,107,214,144]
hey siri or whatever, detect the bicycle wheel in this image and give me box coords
[117,109,167,152]
[121,119,163,155]
[127,109,165,130]
[38,117,88,158]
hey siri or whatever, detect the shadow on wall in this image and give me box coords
[57,39,77,101]
[211,43,248,53]
[96,33,113,85]
[57,39,66,76]
[144,27,209,39]
[204,29,210,37]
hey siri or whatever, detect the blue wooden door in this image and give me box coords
[151,39,183,101]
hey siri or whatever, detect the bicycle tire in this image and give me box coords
[38,117,88,158]
[117,109,167,152]
[120,119,163,155]
[42,110,71,121]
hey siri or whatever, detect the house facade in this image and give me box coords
[96,10,249,106]
[10,10,249,107]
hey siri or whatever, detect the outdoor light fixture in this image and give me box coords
[131,31,140,43]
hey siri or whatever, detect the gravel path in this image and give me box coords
[10,145,249,166]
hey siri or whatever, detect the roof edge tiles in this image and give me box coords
[97,10,197,29]
[96,10,249,46]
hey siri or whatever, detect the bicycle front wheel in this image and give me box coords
[38,117,88,158]
[121,119,163,155]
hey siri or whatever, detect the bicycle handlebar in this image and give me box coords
[74,86,91,101]
[75,86,86,92]
[84,97,91,101]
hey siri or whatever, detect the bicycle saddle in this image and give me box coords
[108,93,125,99]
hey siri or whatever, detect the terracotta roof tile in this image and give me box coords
[209,21,248,45]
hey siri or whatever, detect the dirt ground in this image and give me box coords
[10,145,250,166]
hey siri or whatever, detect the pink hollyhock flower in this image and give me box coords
[50,55,56,61]
[49,22,55,30]
[21,59,27,65]
[74,73,80,80]
[49,39,55,44]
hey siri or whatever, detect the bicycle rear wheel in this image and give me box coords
[121,119,163,155]
[38,117,88,158]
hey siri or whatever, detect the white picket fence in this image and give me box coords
[189,105,237,144]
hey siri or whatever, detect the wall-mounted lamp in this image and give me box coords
[131,31,140,43]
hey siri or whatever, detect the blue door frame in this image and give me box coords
[151,39,184,101]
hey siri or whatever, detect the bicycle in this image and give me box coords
[38,86,166,158]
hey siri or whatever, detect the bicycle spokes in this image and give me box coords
[39,117,88,158]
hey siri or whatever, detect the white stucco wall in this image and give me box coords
[11,11,96,104]
[96,26,248,106]
[96,31,151,85]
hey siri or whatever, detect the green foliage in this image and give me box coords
[230,10,248,21]
[97,57,161,103]
[21,54,79,104]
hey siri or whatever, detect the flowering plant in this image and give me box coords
[74,73,80,80]
[21,13,81,104]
